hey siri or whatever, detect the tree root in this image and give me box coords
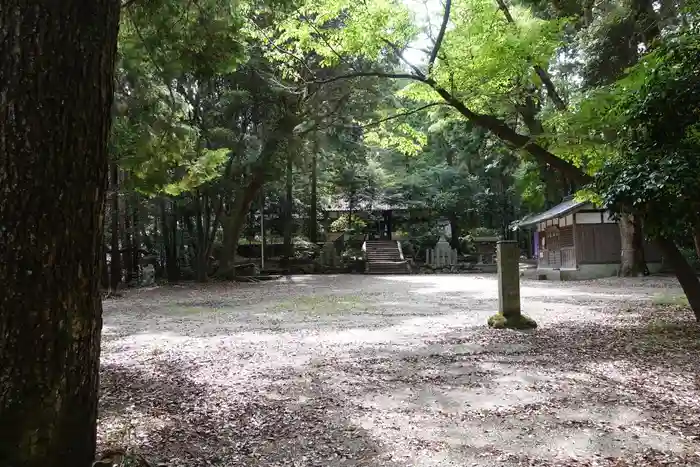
[487,313,538,330]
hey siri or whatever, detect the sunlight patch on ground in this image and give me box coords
[269,294,367,314]
[375,275,640,301]
[651,292,689,306]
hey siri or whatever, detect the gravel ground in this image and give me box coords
[99,274,700,466]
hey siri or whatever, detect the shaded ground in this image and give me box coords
[99,275,700,466]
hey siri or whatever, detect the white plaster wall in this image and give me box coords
[576,212,603,224]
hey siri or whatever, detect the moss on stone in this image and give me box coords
[487,313,537,330]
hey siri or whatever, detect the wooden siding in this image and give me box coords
[560,226,574,247]
[533,210,665,267]
[561,246,576,268]
[538,225,576,268]
[539,249,561,268]
[575,223,621,264]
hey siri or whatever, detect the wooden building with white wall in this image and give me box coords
[513,196,663,280]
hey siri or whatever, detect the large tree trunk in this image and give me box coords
[618,214,647,276]
[0,1,120,466]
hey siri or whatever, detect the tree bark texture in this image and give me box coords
[618,214,647,276]
[0,1,120,466]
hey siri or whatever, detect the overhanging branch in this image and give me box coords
[360,102,447,129]
[314,67,587,183]
[314,71,425,85]
[382,39,426,78]
[428,0,452,75]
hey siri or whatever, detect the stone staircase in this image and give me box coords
[364,240,411,274]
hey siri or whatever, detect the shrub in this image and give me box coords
[293,236,320,260]
[468,227,501,238]
[329,214,367,233]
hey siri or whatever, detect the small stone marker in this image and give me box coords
[488,240,537,329]
[497,240,520,317]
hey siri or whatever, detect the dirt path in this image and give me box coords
[99,275,700,466]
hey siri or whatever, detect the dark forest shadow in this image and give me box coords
[99,359,404,466]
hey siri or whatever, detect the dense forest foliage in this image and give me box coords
[106,0,700,300]
[1,0,699,464]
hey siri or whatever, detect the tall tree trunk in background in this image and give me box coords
[693,222,700,259]
[618,214,647,276]
[101,243,109,290]
[308,143,318,243]
[448,213,461,252]
[194,194,208,282]
[283,152,294,259]
[0,1,120,466]
[160,198,179,282]
[109,163,121,291]
[260,186,267,264]
[122,185,133,284]
[218,114,297,275]
[218,173,265,275]
[132,195,140,285]
[444,150,461,252]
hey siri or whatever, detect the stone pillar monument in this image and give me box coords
[488,240,537,329]
[497,240,521,317]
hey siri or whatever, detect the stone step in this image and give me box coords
[366,261,411,274]
[365,240,403,266]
